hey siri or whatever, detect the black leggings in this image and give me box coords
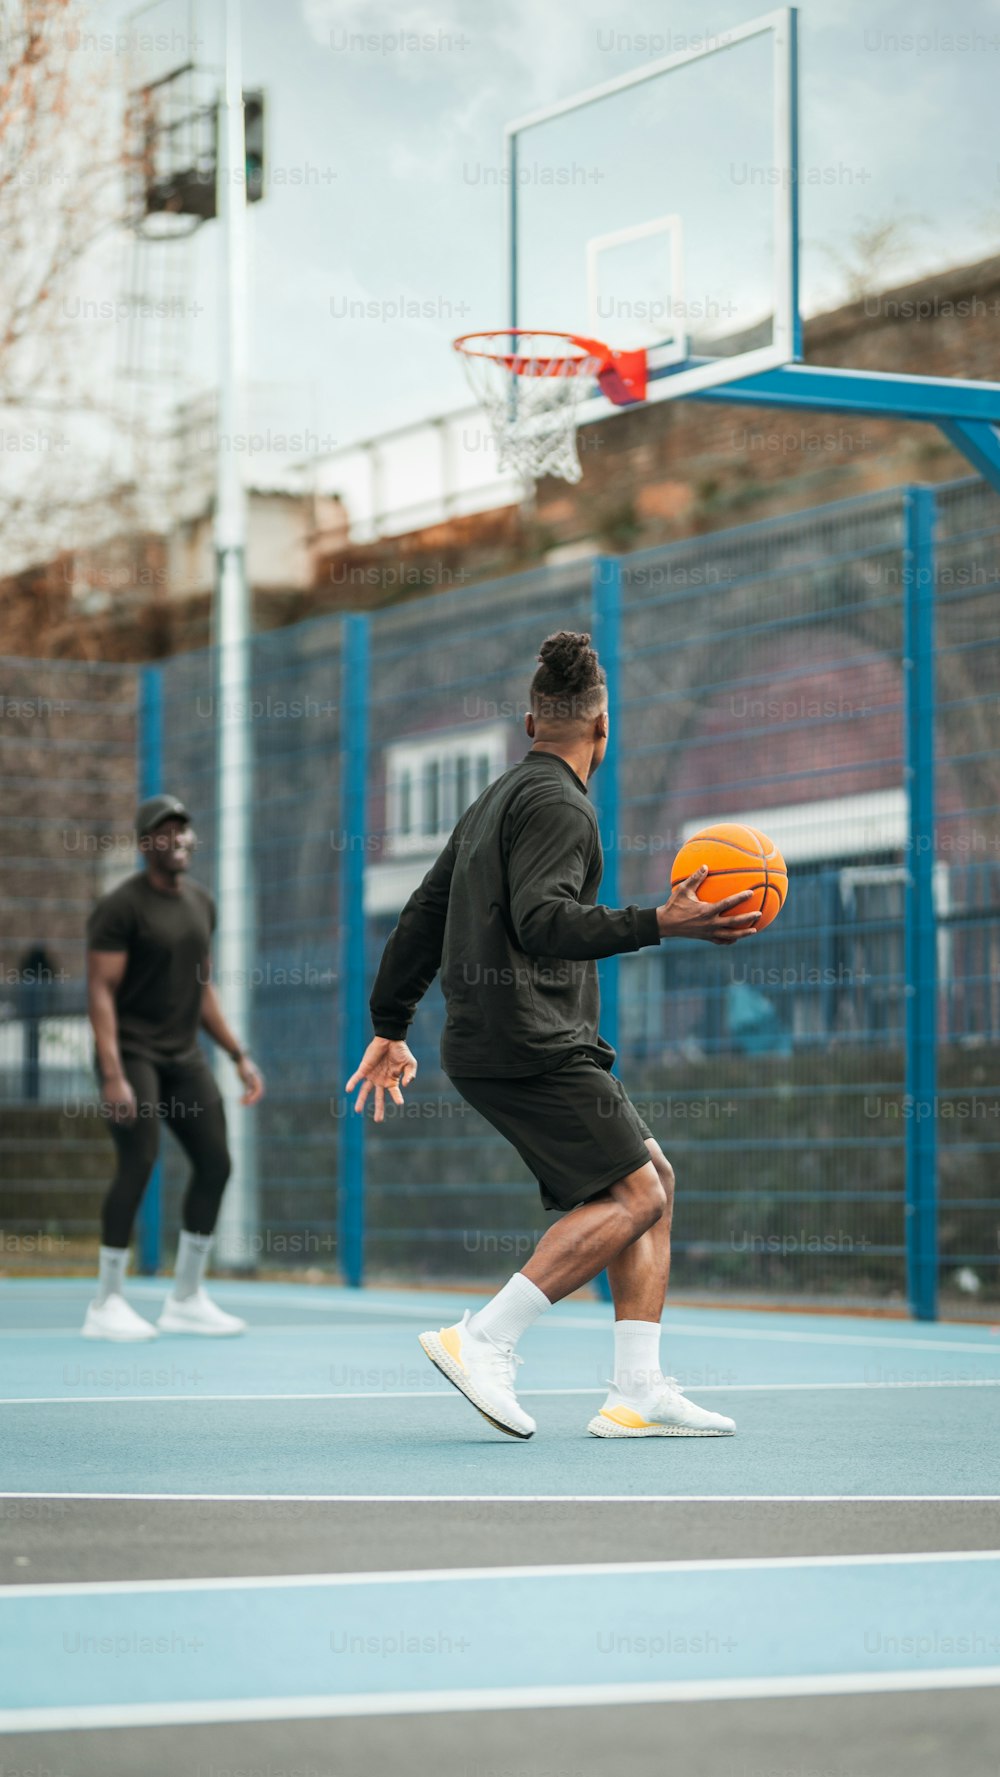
[101,1053,232,1248]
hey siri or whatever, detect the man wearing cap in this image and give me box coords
[82,796,264,1341]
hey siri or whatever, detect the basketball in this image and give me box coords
[671,824,788,931]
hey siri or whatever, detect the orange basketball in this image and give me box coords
[670,823,788,931]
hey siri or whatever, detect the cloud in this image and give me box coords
[301,0,476,83]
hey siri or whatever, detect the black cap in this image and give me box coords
[135,794,192,839]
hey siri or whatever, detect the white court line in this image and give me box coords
[570,1320,1000,1356]
[4,1667,1000,1735]
[6,1546,1000,1598]
[0,1326,364,1340]
[5,1311,1000,1354]
[163,1289,1000,1355]
[3,1492,999,1504]
[3,1378,1000,1406]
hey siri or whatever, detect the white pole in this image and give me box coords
[212,0,256,1268]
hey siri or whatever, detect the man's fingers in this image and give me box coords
[711,888,756,915]
[678,864,709,892]
[347,1048,416,1116]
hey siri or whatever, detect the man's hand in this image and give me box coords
[346,1037,418,1123]
[101,1069,138,1123]
[656,864,761,946]
[235,1055,265,1106]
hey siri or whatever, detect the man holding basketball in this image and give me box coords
[347,632,759,1440]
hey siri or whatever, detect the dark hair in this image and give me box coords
[529,630,606,724]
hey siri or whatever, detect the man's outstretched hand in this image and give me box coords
[656,864,761,946]
[346,1037,418,1122]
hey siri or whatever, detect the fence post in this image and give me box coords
[338,616,370,1288]
[902,486,939,1322]
[591,557,623,1306]
[135,665,164,1276]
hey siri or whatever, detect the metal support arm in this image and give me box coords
[676,360,1000,493]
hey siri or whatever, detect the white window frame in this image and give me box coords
[680,788,908,864]
[385,725,509,857]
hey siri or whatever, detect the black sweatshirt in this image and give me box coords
[369,751,662,1077]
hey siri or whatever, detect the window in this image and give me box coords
[398,768,412,838]
[455,754,469,814]
[422,758,440,837]
[385,725,509,854]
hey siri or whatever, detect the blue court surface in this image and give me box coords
[2,1279,1000,1770]
[4,1278,1000,1498]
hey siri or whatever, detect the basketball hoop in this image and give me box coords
[453,330,647,486]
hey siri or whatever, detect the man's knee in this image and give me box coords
[646,1141,675,1221]
[619,1162,668,1235]
[182,1142,232,1238]
[200,1141,232,1192]
[110,1120,159,1187]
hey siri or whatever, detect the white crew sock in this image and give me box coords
[173,1230,213,1302]
[612,1319,663,1401]
[95,1245,129,1307]
[467,1272,551,1350]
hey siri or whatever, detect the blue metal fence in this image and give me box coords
[902,486,938,1319]
[338,615,369,1290]
[2,477,998,1315]
[134,663,164,1276]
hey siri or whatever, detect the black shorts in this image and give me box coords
[448,1053,653,1213]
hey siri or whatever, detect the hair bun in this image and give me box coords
[537,630,596,693]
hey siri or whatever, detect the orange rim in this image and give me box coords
[453,329,611,377]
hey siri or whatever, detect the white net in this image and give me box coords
[456,332,603,486]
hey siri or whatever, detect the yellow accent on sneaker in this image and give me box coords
[600,1404,654,1429]
[438,1323,466,1371]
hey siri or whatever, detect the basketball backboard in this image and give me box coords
[504,8,801,417]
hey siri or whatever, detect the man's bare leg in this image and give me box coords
[419,1158,667,1440]
[520,1158,667,1304]
[601,1140,676,1404]
[458,1156,667,1355]
[605,1140,674,1321]
[585,1140,733,1433]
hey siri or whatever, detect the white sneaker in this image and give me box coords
[419,1310,536,1439]
[157,1289,246,1337]
[82,1293,158,1342]
[588,1377,735,1438]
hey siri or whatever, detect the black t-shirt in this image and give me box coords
[86,872,216,1063]
[369,751,662,1077]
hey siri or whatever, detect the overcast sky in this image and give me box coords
[85,0,1000,479]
